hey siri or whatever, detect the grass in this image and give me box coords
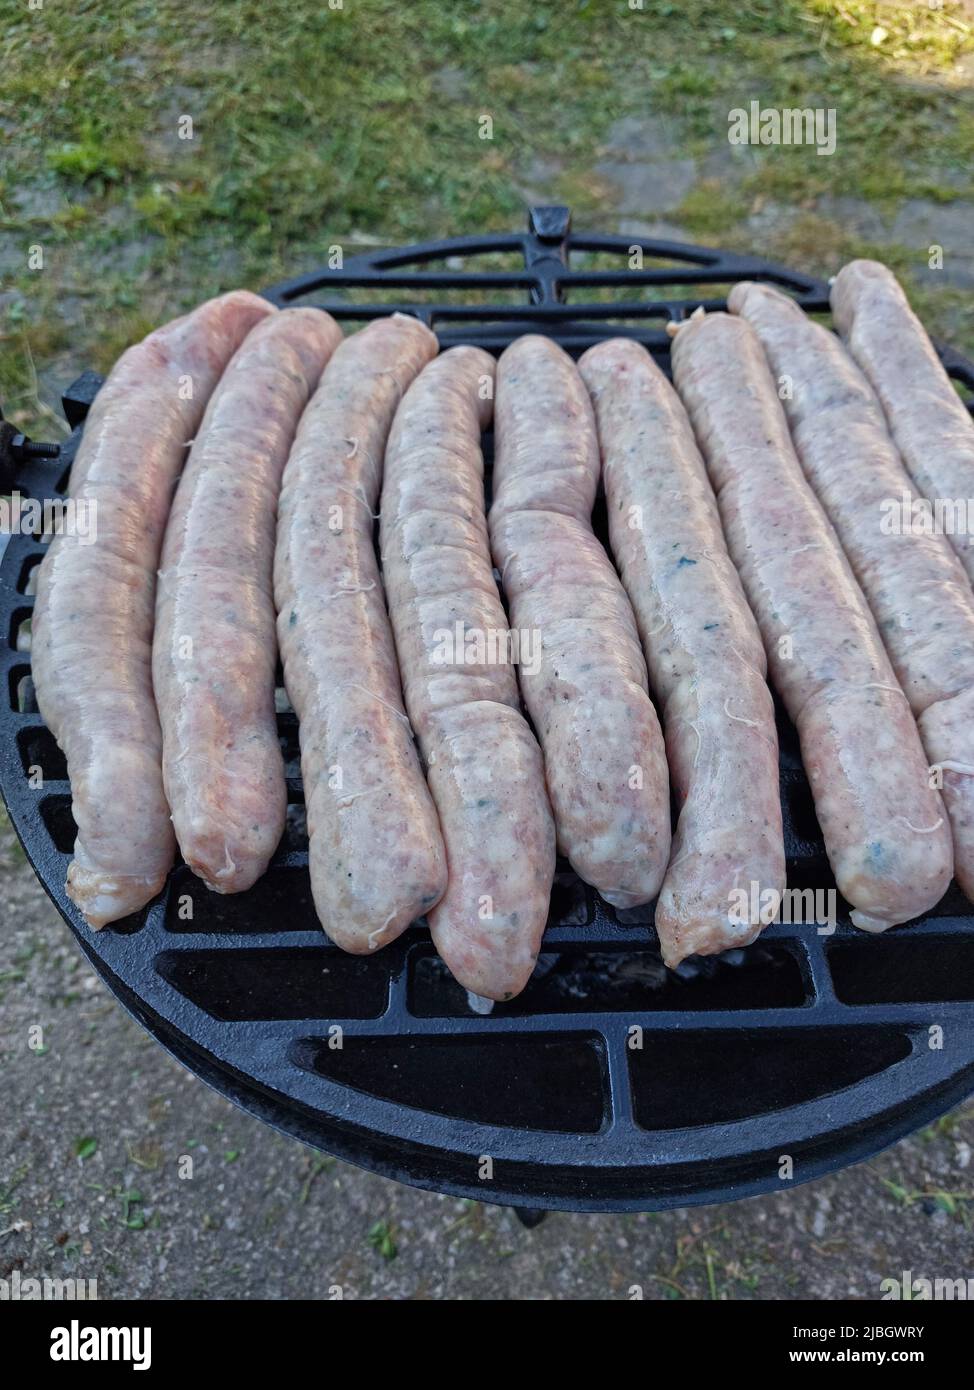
[367,1218,398,1261]
[0,1,972,427]
[298,1152,335,1205]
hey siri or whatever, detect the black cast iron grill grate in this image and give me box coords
[2,207,974,1213]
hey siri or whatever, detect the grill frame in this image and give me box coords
[3,207,973,1213]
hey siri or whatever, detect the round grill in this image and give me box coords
[3,208,973,1212]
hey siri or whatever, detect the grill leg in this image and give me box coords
[513,1206,548,1229]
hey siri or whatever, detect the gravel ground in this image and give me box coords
[2,835,971,1302]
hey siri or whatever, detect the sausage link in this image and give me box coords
[671,311,953,931]
[32,290,274,927]
[274,314,447,952]
[831,259,974,585]
[731,280,974,902]
[489,335,671,908]
[381,346,556,1000]
[153,308,341,893]
[579,339,785,965]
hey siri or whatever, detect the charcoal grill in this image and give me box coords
[3,207,973,1214]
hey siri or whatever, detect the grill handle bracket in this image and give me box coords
[526,204,571,305]
[62,371,104,430]
[0,402,61,496]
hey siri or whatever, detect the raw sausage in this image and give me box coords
[671,311,953,931]
[154,308,341,893]
[32,290,274,927]
[274,314,447,953]
[489,335,671,908]
[831,259,974,585]
[731,280,974,902]
[579,339,785,965]
[382,346,556,999]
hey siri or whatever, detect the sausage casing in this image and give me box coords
[489,335,671,909]
[382,346,556,999]
[32,290,274,926]
[671,311,953,931]
[831,259,974,585]
[579,338,785,965]
[154,308,341,893]
[731,279,974,902]
[274,314,447,952]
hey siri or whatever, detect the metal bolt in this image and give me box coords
[11,434,60,460]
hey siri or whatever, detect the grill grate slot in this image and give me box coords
[8,666,36,714]
[38,794,77,853]
[547,864,594,928]
[157,947,390,1021]
[828,937,974,1005]
[16,554,41,595]
[164,865,319,934]
[409,945,808,1018]
[17,725,66,780]
[292,1033,608,1134]
[279,799,308,853]
[277,716,301,775]
[629,1028,914,1130]
[10,609,32,652]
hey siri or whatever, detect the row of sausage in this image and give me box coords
[31,259,974,999]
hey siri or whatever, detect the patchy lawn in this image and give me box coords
[1,1,972,437]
